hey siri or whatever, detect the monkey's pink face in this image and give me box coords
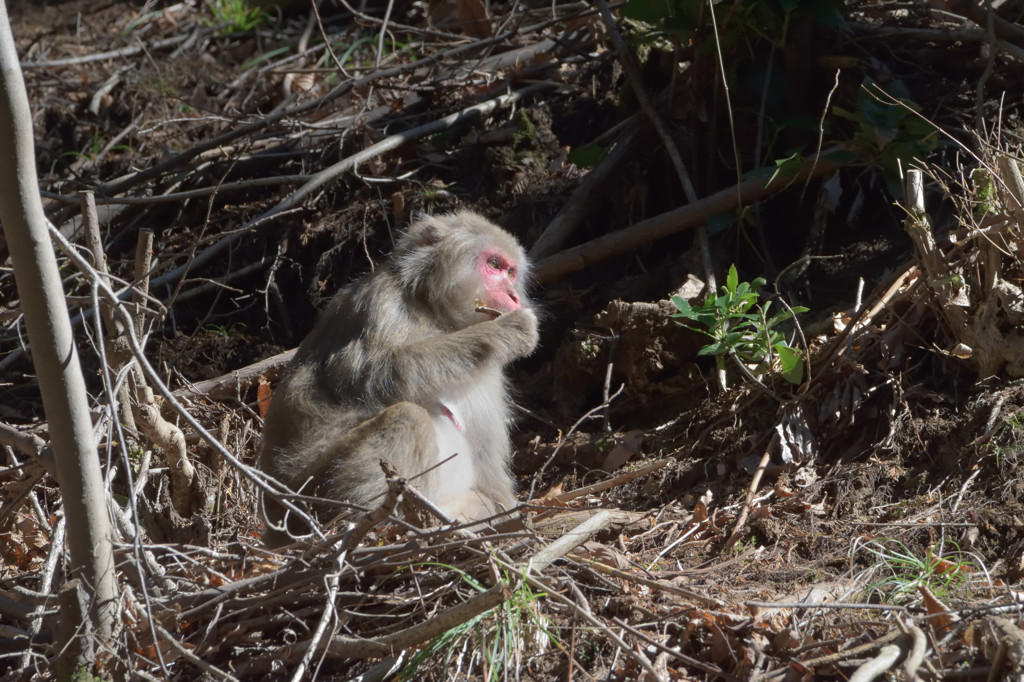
[476,249,522,312]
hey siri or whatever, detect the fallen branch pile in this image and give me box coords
[5,1,1024,680]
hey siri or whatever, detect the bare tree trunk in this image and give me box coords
[0,0,117,660]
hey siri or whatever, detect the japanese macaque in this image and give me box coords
[259,212,538,544]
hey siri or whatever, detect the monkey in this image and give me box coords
[259,211,539,544]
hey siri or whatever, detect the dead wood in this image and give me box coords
[7,2,1024,680]
[177,348,296,401]
[533,152,847,282]
[981,617,1024,682]
[530,120,650,259]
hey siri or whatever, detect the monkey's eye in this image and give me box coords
[508,267,517,280]
[487,256,502,270]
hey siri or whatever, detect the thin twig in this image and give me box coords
[592,0,712,295]
[147,84,550,294]
[45,220,322,535]
[527,383,626,501]
[22,33,191,68]
[534,151,847,282]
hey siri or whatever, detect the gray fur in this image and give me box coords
[260,212,538,543]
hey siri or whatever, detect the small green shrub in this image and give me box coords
[671,264,807,389]
[203,0,268,35]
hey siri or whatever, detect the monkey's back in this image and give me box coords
[259,274,386,485]
[258,265,465,488]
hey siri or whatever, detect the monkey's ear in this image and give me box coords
[400,214,448,249]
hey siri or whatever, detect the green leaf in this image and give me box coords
[724,331,747,346]
[726,264,739,293]
[776,343,805,384]
[734,299,757,315]
[766,303,809,329]
[671,296,695,317]
[699,342,726,356]
[674,320,712,337]
[620,0,675,23]
[775,343,800,371]
[770,151,804,182]
[707,212,735,236]
[765,309,794,328]
[698,315,720,329]
[568,144,605,169]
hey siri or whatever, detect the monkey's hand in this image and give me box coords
[366,306,539,402]
[492,307,539,359]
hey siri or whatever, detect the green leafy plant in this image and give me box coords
[989,412,1024,469]
[203,0,268,35]
[399,562,558,681]
[205,322,245,337]
[832,79,938,195]
[671,264,807,389]
[854,538,981,604]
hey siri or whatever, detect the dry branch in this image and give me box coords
[245,510,615,669]
[905,167,1024,377]
[0,421,54,476]
[530,509,612,573]
[533,152,846,282]
[952,0,1024,46]
[530,120,648,259]
[548,456,673,504]
[135,386,198,517]
[147,83,552,295]
[0,2,118,652]
[22,33,191,69]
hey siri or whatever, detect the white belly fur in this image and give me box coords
[426,376,506,520]
[430,409,476,514]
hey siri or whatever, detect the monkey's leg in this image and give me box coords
[324,402,501,523]
[265,402,494,545]
[262,402,437,546]
[317,401,440,506]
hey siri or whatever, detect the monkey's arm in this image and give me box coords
[362,307,538,401]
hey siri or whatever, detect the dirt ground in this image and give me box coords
[3,0,1024,680]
